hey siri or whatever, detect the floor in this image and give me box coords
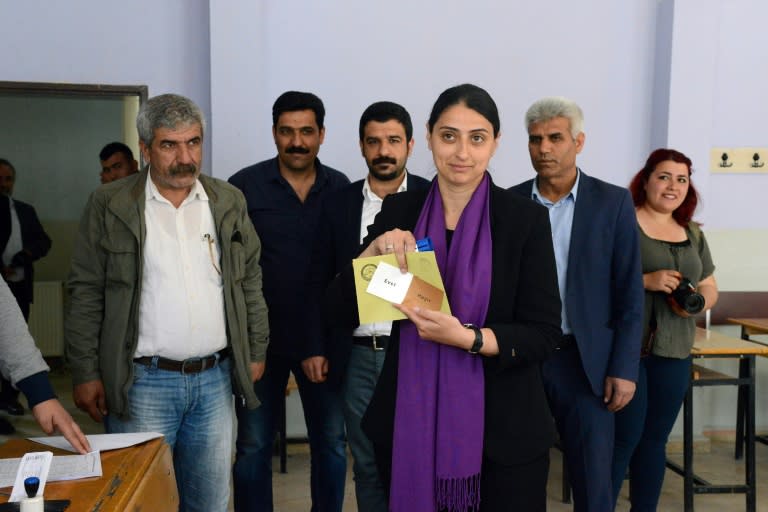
[2,364,767,511]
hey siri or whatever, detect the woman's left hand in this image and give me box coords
[394,304,500,355]
[393,303,471,348]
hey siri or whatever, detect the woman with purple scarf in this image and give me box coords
[327,84,562,511]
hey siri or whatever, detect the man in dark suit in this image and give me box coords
[0,158,52,420]
[311,101,429,512]
[510,97,644,511]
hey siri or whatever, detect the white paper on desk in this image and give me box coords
[48,451,102,481]
[28,431,164,453]
[0,451,102,490]
[9,451,51,501]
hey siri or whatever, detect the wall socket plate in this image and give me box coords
[710,147,768,173]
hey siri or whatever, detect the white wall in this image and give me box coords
[0,0,213,172]
[663,0,768,437]
[4,0,767,437]
[210,1,659,188]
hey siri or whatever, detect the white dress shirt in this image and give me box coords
[352,172,409,338]
[135,177,227,360]
[2,198,24,282]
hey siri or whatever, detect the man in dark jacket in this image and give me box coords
[510,97,643,512]
[228,91,350,512]
[311,101,430,512]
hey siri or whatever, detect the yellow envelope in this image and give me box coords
[352,252,451,324]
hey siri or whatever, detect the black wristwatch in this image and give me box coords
[463,323,483,354]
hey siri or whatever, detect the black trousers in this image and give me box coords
[477,451,549,512]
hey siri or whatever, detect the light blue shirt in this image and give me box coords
[531,170,581,335]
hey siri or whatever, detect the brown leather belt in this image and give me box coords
[352,335,389,351]
[133,349,229,374]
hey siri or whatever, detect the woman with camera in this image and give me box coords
[611,148,718,510]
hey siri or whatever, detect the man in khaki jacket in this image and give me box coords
[66,94,269,512]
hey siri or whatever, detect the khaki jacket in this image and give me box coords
[65,171,269,417]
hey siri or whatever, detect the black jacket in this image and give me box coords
[0,195,51,304]
[309,173,431,388]
[326,180,562,483]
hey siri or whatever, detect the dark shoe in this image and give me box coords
[0,417,14,435]
[0,399,24,416]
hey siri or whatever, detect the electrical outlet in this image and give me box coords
[710,147,768,173]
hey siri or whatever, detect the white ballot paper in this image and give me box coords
[28,432,164,452]
[0,451,102,492]
[365,261,445,313]
[366,261,413,304]
[9,451,51,502]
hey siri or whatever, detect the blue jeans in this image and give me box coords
[342,345,388,512]
[612,355,691,511]
[105,357,233,512]
[233,352,346,512]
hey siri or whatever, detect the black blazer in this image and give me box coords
[308,173,430,388]
[325,179,563,478]
[0,195,51,304]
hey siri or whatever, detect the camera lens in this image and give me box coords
[672,278,705,314]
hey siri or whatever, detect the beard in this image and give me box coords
[368,157,405,182]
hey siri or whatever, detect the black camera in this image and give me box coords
[670,277,705,314]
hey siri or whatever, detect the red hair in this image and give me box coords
[628,148,699,226]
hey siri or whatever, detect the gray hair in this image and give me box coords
[524,97,584,139]
[136,94,206,146]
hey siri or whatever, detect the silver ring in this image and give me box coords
[385,244,394,250]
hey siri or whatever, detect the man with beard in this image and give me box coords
[311,101,429,511]
[66,94,270,512]
[228,91,349,512]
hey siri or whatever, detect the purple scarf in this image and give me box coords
[390,173,492,512]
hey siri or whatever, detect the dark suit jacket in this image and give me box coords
[509,171,644,395]
[325,179,563,476]
[0,195,51,304]
[309,173,430,388]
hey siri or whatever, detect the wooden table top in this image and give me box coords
[727,317,768,335]
[0,437,173,510]
[693,327,768,355]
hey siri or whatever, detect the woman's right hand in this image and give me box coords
[643,269,683,294]
[358,229,417,273]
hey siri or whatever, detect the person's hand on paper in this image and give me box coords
[359,229,417,273]
[250,361,265,382]
[301,356,329,383]
[393,304,498,356]
[73,379,108,423]
[32,399,92,454]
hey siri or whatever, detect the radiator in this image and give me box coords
[28,280,64,356]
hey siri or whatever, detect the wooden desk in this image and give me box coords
[728,317,768,342]
[726,318,768,459]
[0,438,177,512]
[665,328,768,512]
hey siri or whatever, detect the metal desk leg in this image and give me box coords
[684,380,694,512]
[735,327,750,460]
[745,356,756,512]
